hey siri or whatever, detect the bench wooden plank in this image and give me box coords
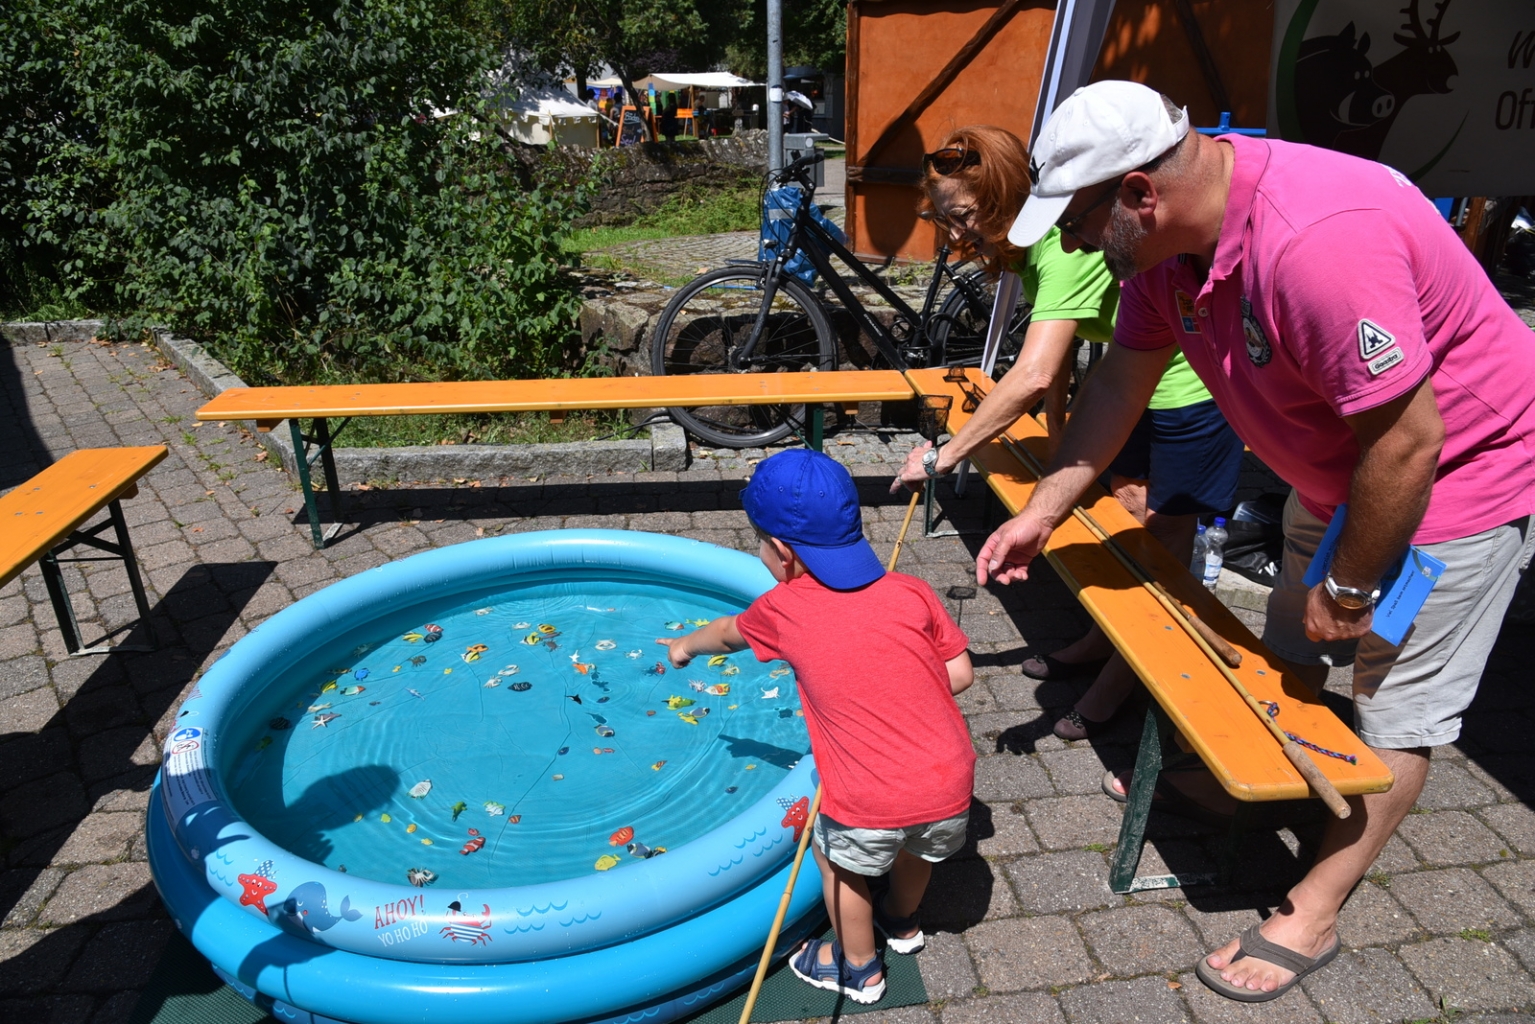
[0,446,169,590]
[906,369,1392,802]
[195,371,915,426]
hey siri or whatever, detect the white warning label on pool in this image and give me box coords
[162,726,218,823]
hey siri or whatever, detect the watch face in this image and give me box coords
[1334,593,1368,610]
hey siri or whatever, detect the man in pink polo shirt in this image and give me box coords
[979,81,1535,1002]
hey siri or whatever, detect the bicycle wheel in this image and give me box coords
[932,269,1031,375]
[649,265,837,448]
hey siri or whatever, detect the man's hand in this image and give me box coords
[1303,584,1374,643]
[656,636,693,668]
[976,513,1054,585]
[891,440,935,494]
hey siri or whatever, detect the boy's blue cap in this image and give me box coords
[740,449,885,591]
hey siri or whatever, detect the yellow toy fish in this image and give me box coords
[421,838,433,845]
[706,655,729,667]
[521,632,542,646]
[321,681,338,693]
[406,823,418,834]
[538,624,558,635]
[687,618,711,627]
[651,760,666,770]
[594,854,621,871]
[381,813,393,823]
[403,632,425,643]
[665,696,695,709]
[678,713,700,726]
[354,814,363,823]
[462,644,487,663]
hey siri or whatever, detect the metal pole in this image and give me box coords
[766,0,783,172]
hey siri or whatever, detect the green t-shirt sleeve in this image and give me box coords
[1018,227,1118,344]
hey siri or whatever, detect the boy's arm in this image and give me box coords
[945,650,974,695]
[656,615,749,668]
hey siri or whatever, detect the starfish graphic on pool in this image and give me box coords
[778,796,810,843]
[237,860,278,915]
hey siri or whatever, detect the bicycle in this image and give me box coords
[648,150,1031,448]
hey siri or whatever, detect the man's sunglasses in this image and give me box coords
[1056,177,1123,241]
[923,146,981,176]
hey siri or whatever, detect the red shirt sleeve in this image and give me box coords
[917,581,969,660]
[734,590,784,662]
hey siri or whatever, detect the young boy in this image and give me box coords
[658,449,975,1004]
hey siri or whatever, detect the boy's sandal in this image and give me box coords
[1020,652,1109,681]
[872,896,925,955]
[789,938,887,1005]
[1194,924,1341,1002]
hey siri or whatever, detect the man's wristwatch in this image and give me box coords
[1324,574,1380,610]
[921,445,944,478]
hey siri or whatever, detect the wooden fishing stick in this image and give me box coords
[996,434,1351,820]
[737,487,923,1024]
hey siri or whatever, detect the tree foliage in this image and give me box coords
[0,0,592,384]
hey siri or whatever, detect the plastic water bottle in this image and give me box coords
[1190,523,1208,577]
[1202,517,1228,591]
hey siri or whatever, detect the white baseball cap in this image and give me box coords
[1008,80,1190,247]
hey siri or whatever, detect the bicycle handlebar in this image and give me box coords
[771,150,825,187]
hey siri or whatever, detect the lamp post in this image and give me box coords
[767,0,783,172]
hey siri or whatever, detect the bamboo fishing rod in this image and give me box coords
[995,432,1351,820]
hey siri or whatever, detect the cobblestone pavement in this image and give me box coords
[4,334,1535,1024]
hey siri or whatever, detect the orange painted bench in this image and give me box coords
[906,368,1393,892]
[1,446,167,654]
[195,372,916,548]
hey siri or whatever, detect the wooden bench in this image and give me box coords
[1,447,168,655]
[195,371,916,548]
[906,368,1393,893]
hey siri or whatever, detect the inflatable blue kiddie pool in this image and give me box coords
[147,530,824,1024]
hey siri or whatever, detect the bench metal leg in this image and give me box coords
[808,406,824,452]
[1109,703,1218,893]
[40,499,156,656]
[39,549,86,655]
[923,477,959,538]
[109,499,154,628]
[290,417,346,549]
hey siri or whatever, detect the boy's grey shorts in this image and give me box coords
[1262,491,1534,749]
[812,810,970,876]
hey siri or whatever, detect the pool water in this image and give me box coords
[221,578,808,890]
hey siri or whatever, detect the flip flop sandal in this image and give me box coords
[789,938,887,1004]
[1020,652,1109,681]
[1195,923,1342,1002]
[1100,770,1236,828]
[873,896,925,954]
[1054,708,1112,741]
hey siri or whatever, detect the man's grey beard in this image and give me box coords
[1102,201,1146,281]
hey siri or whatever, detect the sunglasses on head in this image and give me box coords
[923,146,981,176]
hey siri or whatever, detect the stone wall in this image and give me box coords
[517,131,769,227]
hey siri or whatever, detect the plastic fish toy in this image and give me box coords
[408,780,433,799]
[664,621,685,631]
[354,668,369,680]
[409,656,427,667]
[483,679,500,688]
[728,704,738,710]
[646,710,656,717]
[651,760,666,771]
[769,667,791,678]
[665,696,695,709]
[475,607,493,616]
[514,621,531,629]
[342,686,365,696]
[269,717,290,730]
[321,681,338,693]
[499,666,519,676]
[545,640,559,652]
[521,633,542,646]
[460,829,485,855]
[354,814,363,822]
[424,624,443,642]
[557,747,569,755]
[406,823,418,834]
[537,624,558,636]
[566,695,583,705]
[407,689,424,699]
[595,725,615,738]
[510,682,532,692]
[609,826,634,846]
[725,786,738,794]
[573,661,593,675]
[594,854,621,871]
[255,736,272,752]
[420,838,433,845]
[688,618,711,627]
[403,632,425,643]
[595,640,616,651]
[760,687,780,700]
[744,764,757,771]
[706,684,730,696]
[689,681,706,692]
[381,813,393,823]
[627,841,656,859]
[312,713,339,728]
[627,650,642,658]
[508,815,521,824]
[451,802,467,821]
[552,774,564,781]
[721,666,740,677]
[596,696,609,704]
[407,868,437,887]
[484,802,505,816]
[463,644,487,663]
[677,713,700,726]
[307,703,332,712]
[707,655,729,668]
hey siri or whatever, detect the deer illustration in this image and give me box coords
[1334,0,1461,160]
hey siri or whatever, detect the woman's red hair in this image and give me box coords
[916,125,1032,273]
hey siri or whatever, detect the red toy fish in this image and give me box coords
[781,796,810,843]
[609,826,635,846]
[459,828,486,855]
[237,872,278,915]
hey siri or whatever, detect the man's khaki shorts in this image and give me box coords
[1262,491,1533,749]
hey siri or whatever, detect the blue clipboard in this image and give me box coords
[1302,504,1445,646]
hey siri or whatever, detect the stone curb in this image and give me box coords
[2,320,689,481]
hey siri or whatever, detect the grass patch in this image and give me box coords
[333,410,641,449]
[565,183,762,265]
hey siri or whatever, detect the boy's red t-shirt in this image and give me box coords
[735,570,974,830]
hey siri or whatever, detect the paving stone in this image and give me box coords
[1078,905,1201,975]
[0,772,89,838]
[0,994,97,1024]
[52,813,144,866]
[1,686,62,733]
[1417,759,1498,810]
[972,801,1040,858]
[916,929,979,1000]
[1024,796,1125,852]
[89,991,140,1024]
[1057,975,1190,1023]
[1005,851,1122,915]
[1506,932,1535,975]
[964,916,1093,992]
[39,864,159,925]
[0,927,90,995]
[940,992,1064,1024]
[924,857,1018,929]
[0,655,51,700]
[973,755,1055,802]
[1181,973,1325,1022]
[61,920,173,992]
[1397,935,1535,1012]
[1371,832,1422,874]
[75,728,159,784]
[1300,946,1435,1022]
[1484,859,1535,918]
[1179,895,1274,951]
[1397,810,1511,866]
[1040,748,1126,796]
[1389,867,1522,934]
[1,867,65,928]
[1336,877,1421,947]
[1482,803,1535,858]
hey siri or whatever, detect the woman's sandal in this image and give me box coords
[1020,652,1109,681]
[1053,708,1113,741]
[1194,924,1341,1002]
[789,938,886,1004]
[872,897,925,954]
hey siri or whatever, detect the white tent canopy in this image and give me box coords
[587,72,760,89]
[501,84,599,148]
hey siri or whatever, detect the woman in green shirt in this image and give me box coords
[893,125,1244,745]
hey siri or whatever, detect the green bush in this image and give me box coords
[1,0,593,384]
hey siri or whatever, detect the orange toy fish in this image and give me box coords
[459,828,486,855]
[609,826,634,846]
[781,796,810,844]
[573,661,593,675]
